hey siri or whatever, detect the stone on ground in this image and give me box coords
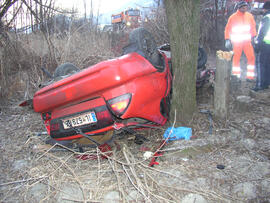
[103,191,120,203]
[232,182,257,200]
[56,183,84,203]
[28,183,47,201]
[181,193,208,203]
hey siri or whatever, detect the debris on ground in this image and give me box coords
[163,126,192,141]
[1,72,270,202]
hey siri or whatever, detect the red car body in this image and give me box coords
[33,51,172,141]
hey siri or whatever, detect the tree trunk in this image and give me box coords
[164,0,200,124]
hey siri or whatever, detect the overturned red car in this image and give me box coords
[31,28,173,142]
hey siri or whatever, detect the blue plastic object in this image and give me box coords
[163,127,192,142]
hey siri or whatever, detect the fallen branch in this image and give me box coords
[122,146,149,201]
[0,176,47,187]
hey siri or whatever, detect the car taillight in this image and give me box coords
[108,94,131,117]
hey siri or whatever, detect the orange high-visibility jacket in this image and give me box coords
[225,10,257,43]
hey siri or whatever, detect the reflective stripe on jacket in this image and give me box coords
[225,10,257,43]
[263,14,270,44]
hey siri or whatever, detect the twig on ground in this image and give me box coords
[152,109,177,155]
[43,153,87,202]
[107,157,126,201]
[122,145,150,201]
[0,176,47,187]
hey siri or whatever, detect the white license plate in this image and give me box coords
[62,111,97,129]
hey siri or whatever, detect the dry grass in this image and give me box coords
[0,101,244,203]
[143,7,170,46]
[1,85,270,202]
[0,27,115,102]
[1,11,270,202]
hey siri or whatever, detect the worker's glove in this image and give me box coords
[225,39,233,51]
[252,37,260,53]
[253,43,260,53]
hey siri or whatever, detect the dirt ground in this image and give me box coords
[1,56,270,203]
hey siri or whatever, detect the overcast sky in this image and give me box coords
[8,0,154,28]
[56,0,127,14]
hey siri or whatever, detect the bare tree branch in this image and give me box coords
[6,1,23,27]
[32,0,76,14]
[0,0,18,20]
[21,0,41,22]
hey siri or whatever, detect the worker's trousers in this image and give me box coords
[232,41,255,80]
[257,44,270,88]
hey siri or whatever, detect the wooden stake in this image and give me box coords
[214,51,233,119]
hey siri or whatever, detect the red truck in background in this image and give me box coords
[111,8,141,31]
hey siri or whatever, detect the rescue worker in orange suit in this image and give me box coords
[224,1,257,80]
[253,1,270,91]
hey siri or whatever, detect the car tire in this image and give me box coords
[123,28,161,67]
[129,27,157,57]
[54,63,80,78]
[197,47,207,69]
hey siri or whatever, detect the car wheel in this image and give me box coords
[54,63,80,78]
[123,28,161,67]
[197,47,207,69]
[129,28,156,58]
